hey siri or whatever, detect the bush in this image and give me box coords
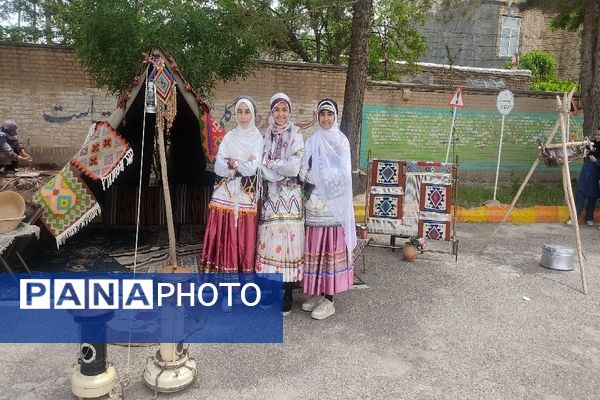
[519,50,557,81]
[530,78,580,93]
[507,50,580,93]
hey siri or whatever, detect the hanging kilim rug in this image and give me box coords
[33,165,101,248]
[149,60,177,133]
[71,121,133,190]
[200,112,226,164]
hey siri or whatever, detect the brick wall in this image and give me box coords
[504,6,581,81]
[0,42,580,184]
[0,42,115,165]
[210,61,348,135]
[397,63,531,90]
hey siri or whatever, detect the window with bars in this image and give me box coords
[499,16,521,57]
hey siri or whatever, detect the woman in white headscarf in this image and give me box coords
[200,97,264,280]
[299,98,356,320]
[256,93,305,316]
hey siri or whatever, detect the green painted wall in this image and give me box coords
[360,105,585,171]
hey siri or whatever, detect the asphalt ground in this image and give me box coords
[1,223,599,400]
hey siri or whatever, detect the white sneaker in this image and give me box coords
[586,220,594,226]
[566,219,573,226]
[311,298,335,320]
[302,296,323,312]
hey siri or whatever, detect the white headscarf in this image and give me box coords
[308,99,356,256]
[267,92,292,136]
[225,97,263,159]
[265,92,301,161]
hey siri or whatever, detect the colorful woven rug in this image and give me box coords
[149,58,177,133]
[71,122,133,190]
[405,161,453,174]
[370,159,405,188]
[109,242,202,273]
[200,112,226,164]
[367,159,455,238]
[419,183,452,214]
[33,165,101,248]
[418,219,451,241]
[369,194,403,219]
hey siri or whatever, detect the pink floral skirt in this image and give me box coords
[200,208,258,274]
[302,225,353,296]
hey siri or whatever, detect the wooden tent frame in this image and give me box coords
[483,89,588,294]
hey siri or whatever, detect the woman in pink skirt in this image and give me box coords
[200,97,263,300]
[299,98,356,320]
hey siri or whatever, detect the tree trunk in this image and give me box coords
[580,0,600,135]
[340,0,373,194]
[44,5,53,44]
[287,28,313,62]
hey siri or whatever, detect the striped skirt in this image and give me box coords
[302,225,353,296]
[200,207,258,274]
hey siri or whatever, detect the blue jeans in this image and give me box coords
[575,190,598,221]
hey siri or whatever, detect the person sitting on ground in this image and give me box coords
[0,120,32,172]
[568,127,600,226]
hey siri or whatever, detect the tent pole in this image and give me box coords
[156,126,178,270]
[559,92,587,294]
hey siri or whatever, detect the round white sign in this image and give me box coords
[496,90,514,115]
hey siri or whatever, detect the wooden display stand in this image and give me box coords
[359,152,460,262]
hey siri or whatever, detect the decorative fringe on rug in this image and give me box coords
[83,122,98,145]
[55,203,101,249]
[100,147,134,191]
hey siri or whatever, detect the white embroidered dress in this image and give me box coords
[256,125,305,282]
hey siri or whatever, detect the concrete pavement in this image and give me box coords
[1,223,599,400]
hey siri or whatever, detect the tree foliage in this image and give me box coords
[522,0,599,136]
[56,0,261,96]
[236,0,430,80]
[368,0,429,80]
[0,0,67,43]
[243,0,354,64]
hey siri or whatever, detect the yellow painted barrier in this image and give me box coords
[511,208,537,223]
[556,206,570,222]
[354,203,591,223]
[486,204,510,223]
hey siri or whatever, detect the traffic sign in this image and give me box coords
[496,90,514,115]
[448,86,465,108]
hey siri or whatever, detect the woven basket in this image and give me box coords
[0,191,26,233]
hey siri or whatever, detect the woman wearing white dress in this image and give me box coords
[299,98,356,320]
[200,97,263,283]
[256,92,305,315]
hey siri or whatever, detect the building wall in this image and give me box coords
[0,42,581,183]
[421,1,581,81]
[518,8,581,80]
[421,2,502,68]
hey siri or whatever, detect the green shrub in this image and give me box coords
[519,50,557,81]
[530,78,580,93]
[506,50,580,93]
